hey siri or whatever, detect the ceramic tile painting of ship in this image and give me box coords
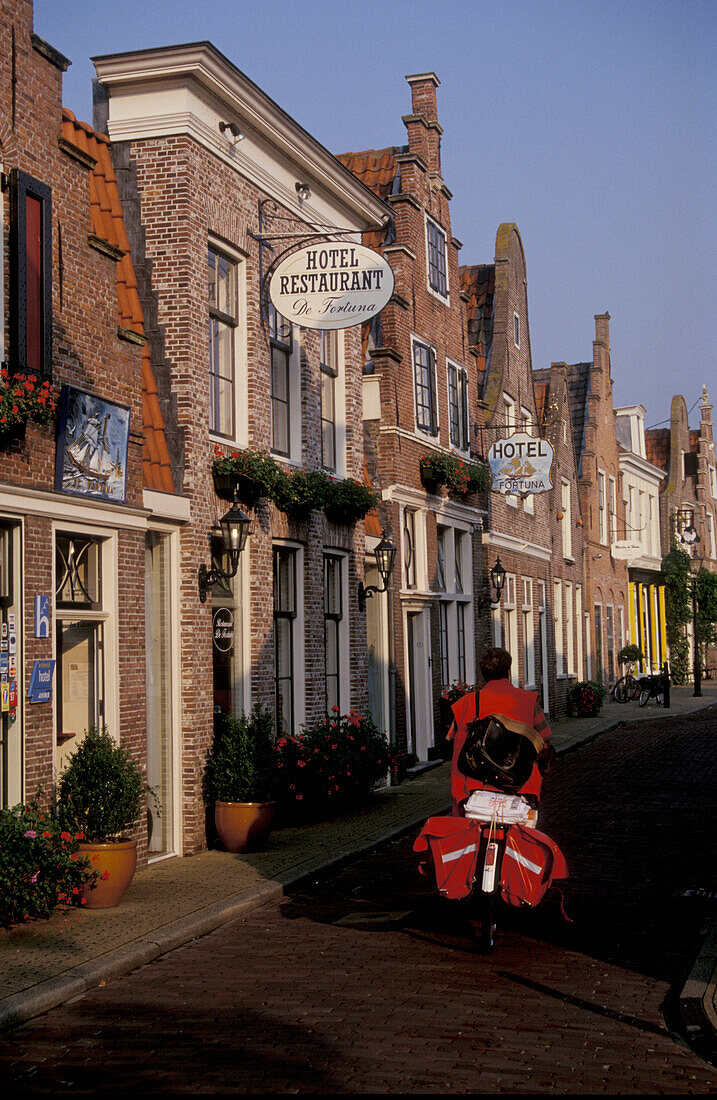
[54,386,130,503]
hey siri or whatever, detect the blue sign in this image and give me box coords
[34,595,50,639]
[28,660,55,704]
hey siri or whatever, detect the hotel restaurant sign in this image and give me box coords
[269,243,394,330]
[488,431,554,495]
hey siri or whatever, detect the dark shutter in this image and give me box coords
[9,169,52,378]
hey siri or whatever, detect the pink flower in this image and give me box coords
[24,830,37,839]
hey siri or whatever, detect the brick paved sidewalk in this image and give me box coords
[1,683,715,1035]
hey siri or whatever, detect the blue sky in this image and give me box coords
[34,0,716,430]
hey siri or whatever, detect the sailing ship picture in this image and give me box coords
[55,387,130,503]
[487,431,554,495]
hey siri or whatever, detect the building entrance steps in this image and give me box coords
[0,683,715,1034]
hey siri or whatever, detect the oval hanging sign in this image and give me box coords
[488,431,554,495]
[269,242,394,330]
[212,607,234,654]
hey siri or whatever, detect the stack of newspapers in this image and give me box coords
[463,790,534,825]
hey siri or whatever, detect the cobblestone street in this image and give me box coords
[1,710,715,1094]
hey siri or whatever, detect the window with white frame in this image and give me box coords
[521,577,535,688]
[274,545,298,735]
[606,604,615,681]
[269,303,294,458]
[513,312,520,349]
[55,531,115,771]
[323,553,344,714]
[565,581,574,675]
[609,476,617,544]
[708,512,717,559]
[447,362,469,451]
[598,469,608,544]
[504,574,518,685]
[554,579,564,676]
[208,244,240,439]
[504,395,518,507]
[319,329,340,472]
[561,479,572,558]
[436,523,472,687]
[403,507,417,589]
[575,584,584,679]
[426,216,448,299]
[710,465,717,498]
[594,604,603,682]
[413,339,438,436]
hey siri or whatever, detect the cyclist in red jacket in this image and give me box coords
[447,647,553,815]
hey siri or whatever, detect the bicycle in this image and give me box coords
[612,660,640,703]
[637,672,666,708]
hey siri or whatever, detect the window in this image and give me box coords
[606,605,615,681]
[10,169,52,377]
[269,304,293,457]
[504,395,518,507]
[436,523,473,688]
[145,530,178,857]
[0,521,22,808]
[274,546,297,735]
[426,216,448,299]
[323,554,343,714]
[55,533,114,774]
[708,512,716,559]
[575,585,584,679]
[521,407,534,514]
[554,580,564,676]
[513,312,520,349]
[403,508,417,589]
[320,330,339,471]
[208,246,239,438]
[561,479,572,558]
[594,604,603,682]
[609,476,617,544]
[413,340,438,435]
[504,574,518,685]
[521,577,535,688]
[598,469,607,544]
[447,362,469,451]
[565,582,574,675]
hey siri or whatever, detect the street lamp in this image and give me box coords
[689,551,703,697]
[478,557,507,610]
[358,532,397,612]
[198,492,251,603]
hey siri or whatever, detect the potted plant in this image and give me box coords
[568,680,607,718]
[617,643,643,666]
[437,680,474,756]
[273,467,328,519]
[323,477,377,526]
[212,447,281,506]
[56,726,154,908]
[0,367,56,447]
[205,704,277,852]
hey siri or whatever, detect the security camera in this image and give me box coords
[219,121,244,142]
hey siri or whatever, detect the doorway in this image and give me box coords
[405,608,433,761]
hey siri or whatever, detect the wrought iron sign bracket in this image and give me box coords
[247,198,391,331]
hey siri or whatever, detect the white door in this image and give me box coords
[406,609,433,761]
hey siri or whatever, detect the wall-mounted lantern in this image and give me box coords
[198,492,251,603]
[358,532,397,612]
[478,556,507,610]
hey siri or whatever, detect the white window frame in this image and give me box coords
[435,522,474,689]
[319,329,347,478]
[411,336,439,438]
[401,506,427,592]
[504,574,519,685]
[273,540,305,736]
[609,476,618,544]
[561,478,572,559]
[554,579,564,677]
[425,213,449,302]
[269,308,302,465]
[513,312,520,349]
[521,407,534,513]
[323,550,350,715]
[565,581,574,675]
[521,577,535,688]
[503,394,518,508]
[208,237,248,448]
[575,584,584,680]
[598,469,608,544]
[447,360,470,453]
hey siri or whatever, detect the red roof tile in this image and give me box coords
[459,264,494,370]
[645,428,671,481]
[61,108,175,495]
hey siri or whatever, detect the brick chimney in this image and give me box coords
[404,72,442,176]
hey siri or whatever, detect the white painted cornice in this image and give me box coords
[0,484,150,529]
[619,450,666,485]
[143,489,191,523]
[93,43,390,229]
[383,483,486,525]
[482,528,552,562]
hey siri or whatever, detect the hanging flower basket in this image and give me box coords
[273,469,329,519]
[212,470,237,501]
[322,478,378,526]
[0,369,56,449]
[211,448,281,508]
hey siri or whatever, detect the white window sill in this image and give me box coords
[564,556,576,565]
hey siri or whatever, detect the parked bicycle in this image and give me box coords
[612,659,641,703]
[637,672,666,708]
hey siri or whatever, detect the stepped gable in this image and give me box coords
[60,108,175,495]
[566,362,591,472]
[459,264,494,375]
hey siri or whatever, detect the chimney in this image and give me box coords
[404,72,442,176]
[594,312,610,350]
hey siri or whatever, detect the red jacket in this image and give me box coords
[449,679,551,813]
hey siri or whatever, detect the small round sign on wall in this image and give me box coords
[213,607,234,654]
[269,242,394,330]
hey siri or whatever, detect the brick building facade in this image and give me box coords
[94,42,390,851]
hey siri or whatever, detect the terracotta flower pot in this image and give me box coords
[78,839,137,909]
[215,801,277,853]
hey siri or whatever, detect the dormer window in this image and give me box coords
[426,216,448,300]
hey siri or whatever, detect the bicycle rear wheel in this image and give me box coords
[613,677,631,703]
[639,686,650,707]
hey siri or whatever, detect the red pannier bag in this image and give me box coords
[413,816,483,900]
[500,823,569,908]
